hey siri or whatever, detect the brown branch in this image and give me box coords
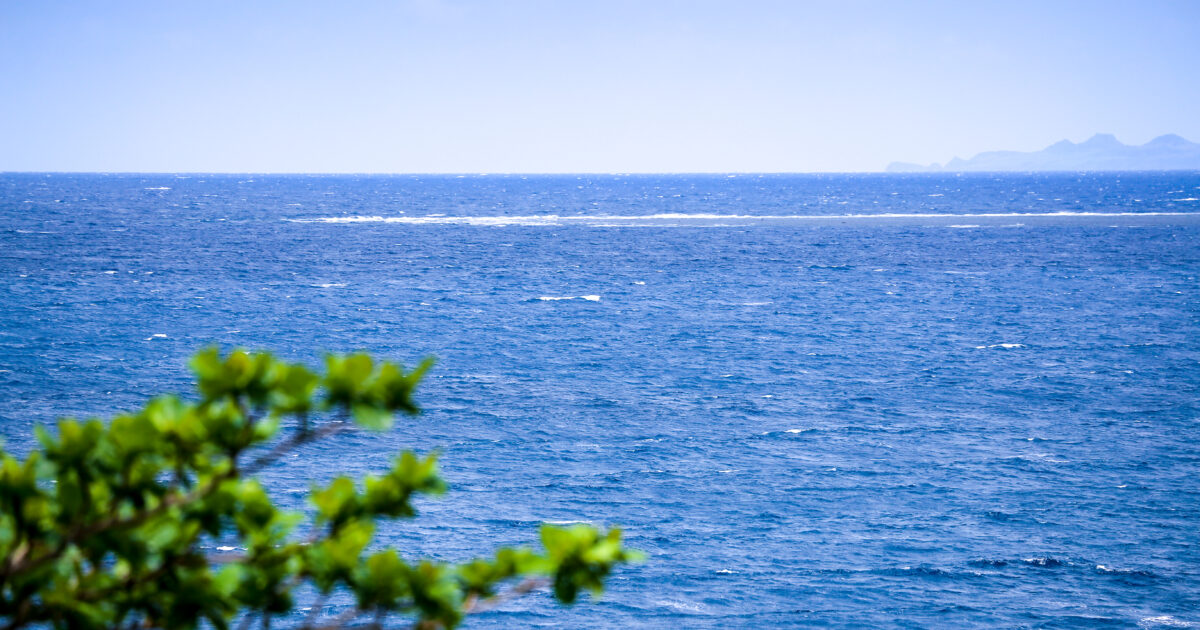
[242,420,349,476]
[462,577,549,614]
[305,607,360,630]
[74,557,176,603]
[301,594,329,628]
[0,597,33,630]
[236,613,257,630]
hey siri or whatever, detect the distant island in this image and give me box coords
[887,133,1200,173]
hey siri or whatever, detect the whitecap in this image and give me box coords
[947,224,980,228]
[313,283,347,288]
[287,210,1198,227]
[975,343,1025,349]
[655,599,710,614]
[144,187,171,191]
[1139,615,1197,628]
[537,295,600,302]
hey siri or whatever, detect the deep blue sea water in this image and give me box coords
[2,172,1199,628]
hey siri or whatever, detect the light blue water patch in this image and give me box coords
[1,173,1199,628]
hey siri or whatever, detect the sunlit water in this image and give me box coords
[2,173,1199,628]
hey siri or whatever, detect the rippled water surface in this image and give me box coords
[2,173,1199,628]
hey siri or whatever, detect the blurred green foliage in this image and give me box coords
[0,349,641,629]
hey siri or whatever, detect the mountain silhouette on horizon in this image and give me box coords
[887,134,1200,172]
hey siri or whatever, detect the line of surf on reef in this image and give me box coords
[286,211,1199,227]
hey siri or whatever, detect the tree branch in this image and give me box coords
[3,418,351,583]
[305,607,360,630]
[462,577,549,614]
[242,420,349,476]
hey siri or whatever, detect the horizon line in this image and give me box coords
[4,169,1200,177]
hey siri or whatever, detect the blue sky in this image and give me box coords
[1,1,1197,172]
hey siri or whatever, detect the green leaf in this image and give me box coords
[252,414,282,442]
[214,564,246,598]
[351,402,393,431]
[540,525,642,604]
[456,547,540,598]
[304,521,374,593]
[353,549,411,610]
[404,560,463,628]
[269,364,319,415]
[324,353,375,408]
[311,476,360,528]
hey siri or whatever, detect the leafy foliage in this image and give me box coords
[0,349,642,629]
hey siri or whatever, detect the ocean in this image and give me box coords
[1,172,1199,627]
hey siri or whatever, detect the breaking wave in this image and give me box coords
[286,211,1197,227]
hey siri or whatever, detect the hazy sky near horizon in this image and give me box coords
[2,1,1198,173]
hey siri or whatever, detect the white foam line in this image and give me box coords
[538,295,600,301]
[287,211,1195,225]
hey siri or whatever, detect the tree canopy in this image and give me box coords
[0,348,641,629]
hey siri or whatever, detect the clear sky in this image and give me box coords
[1,1,1197,173]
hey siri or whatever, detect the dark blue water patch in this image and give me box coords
[2,173,1200,628]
